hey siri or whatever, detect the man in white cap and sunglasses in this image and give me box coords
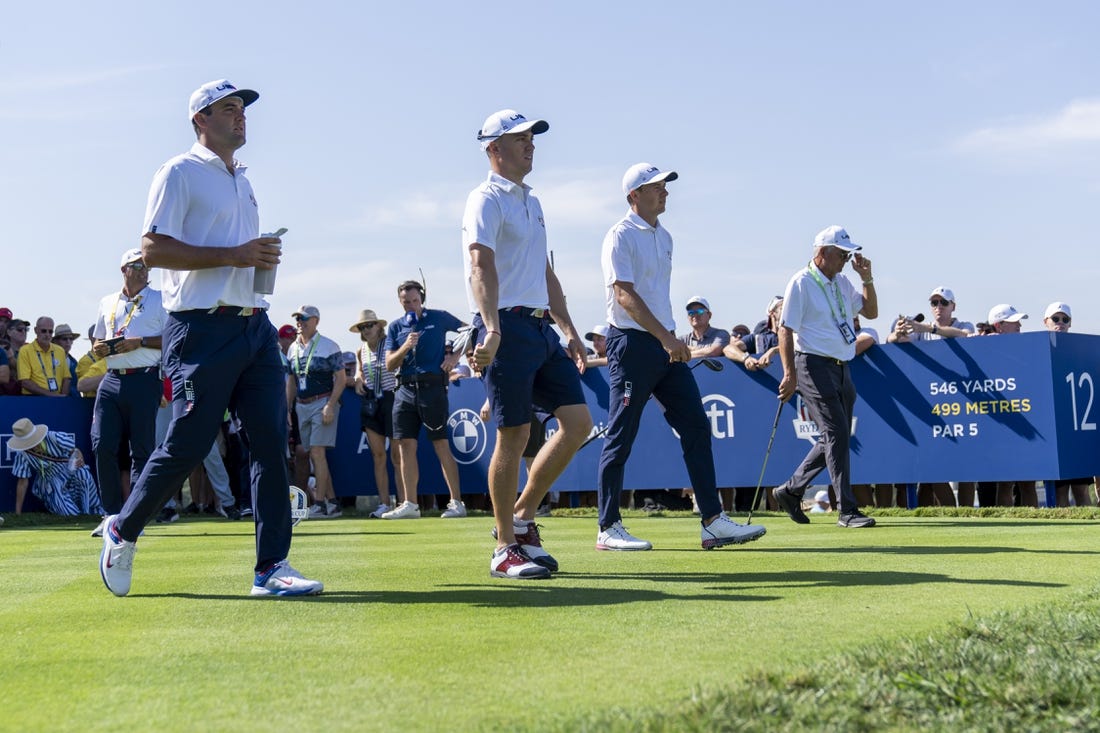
[99,79,322,598]
[596,163,765,552]
[464,109,593,579]
[773,225,879,529]
[89,248,166,527]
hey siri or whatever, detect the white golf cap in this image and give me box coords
[477,109,549,150]
[988,304,1027,324]
[766,295,784,314]
[585,324,609,341]
[813,225,862,253]
[622,163,678,194]
[929,287,955,303]
[686,296,710,311]
[813,489,830,504]
[188,79,258,120]
[292,305,320,320]
[1044,302,1072,320]
[120,248,144,268]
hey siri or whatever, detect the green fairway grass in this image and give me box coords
[1,510,1096,732]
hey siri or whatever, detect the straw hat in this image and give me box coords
[8,418,48,452]
[348,309,387,332]
[52,323,81,342]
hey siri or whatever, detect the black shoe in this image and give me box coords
[225,506,242,521]
[772,487,810,524]
[155,506,180,524]
[182,502,201,515]
[837,511,876,528]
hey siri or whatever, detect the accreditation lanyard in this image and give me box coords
[109,290,144,337]
[35,346,59,392]
[293,336,319,392]
[363,341,383,397]
[807,262,856,345]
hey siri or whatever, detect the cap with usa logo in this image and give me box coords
[476,109,549,150]
[188,79,259,120]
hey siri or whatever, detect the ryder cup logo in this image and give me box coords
[449,408,487,464]
[791,395,857,443]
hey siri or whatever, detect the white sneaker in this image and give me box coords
[490,544,551,579]
[369,503,390,519]
[381,501,421,520]
[91,516,107,538]
[323,501,342,519]
[440,500,467,518]
[308,503,327,518]
[701,512,766,549]
[99,515,136,597]
[250,560,323,597]
[596,521,652,551]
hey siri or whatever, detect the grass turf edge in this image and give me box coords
[532,583,1100,733]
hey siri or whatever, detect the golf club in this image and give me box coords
[578,357,725,450]
[693,357,723,372]
[746,399,784,525]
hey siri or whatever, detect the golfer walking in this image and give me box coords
[464,108,593,579]
[772,225,878,528]
[596,163,766,551]
[99,79,323,597]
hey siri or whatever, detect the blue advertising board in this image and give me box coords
[2,332,1098,511]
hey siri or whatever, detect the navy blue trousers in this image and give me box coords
[90,370,161,513]
[597,327,722,528]
[116,310,292,571]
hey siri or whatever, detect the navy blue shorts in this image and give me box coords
[473,310,585,429]
[393,379,449,441]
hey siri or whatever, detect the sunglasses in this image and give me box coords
[686,308,708,316]
[126,262,147,270]
[56,335,76,341]
[37,328,54,334]
[294,315,316,322]
[929,299,951,307]
[1050,315,1070,324]
[357,323,380,331]
[10,326,26,332]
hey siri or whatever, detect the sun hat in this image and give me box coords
[8,418,48,452]
[348,309,387,332]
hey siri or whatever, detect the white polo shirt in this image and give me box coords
[781,261,863,361]
[143,142,264,312]
[462,172,549,312]
[601,211,676,333]
[93,286,167,369]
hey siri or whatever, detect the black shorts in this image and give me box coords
[360,390,395,438]
[523,409,552,458]
[393,379,449,441]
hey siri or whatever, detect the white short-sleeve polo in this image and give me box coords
[462,172,549,312]
[601,211,676,333]
[143,142,264,312]
[781,261,863,361]
[93,286,168,369]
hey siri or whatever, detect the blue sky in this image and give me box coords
[4,2,1099,352]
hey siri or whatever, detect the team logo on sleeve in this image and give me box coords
[448,408,487,464]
